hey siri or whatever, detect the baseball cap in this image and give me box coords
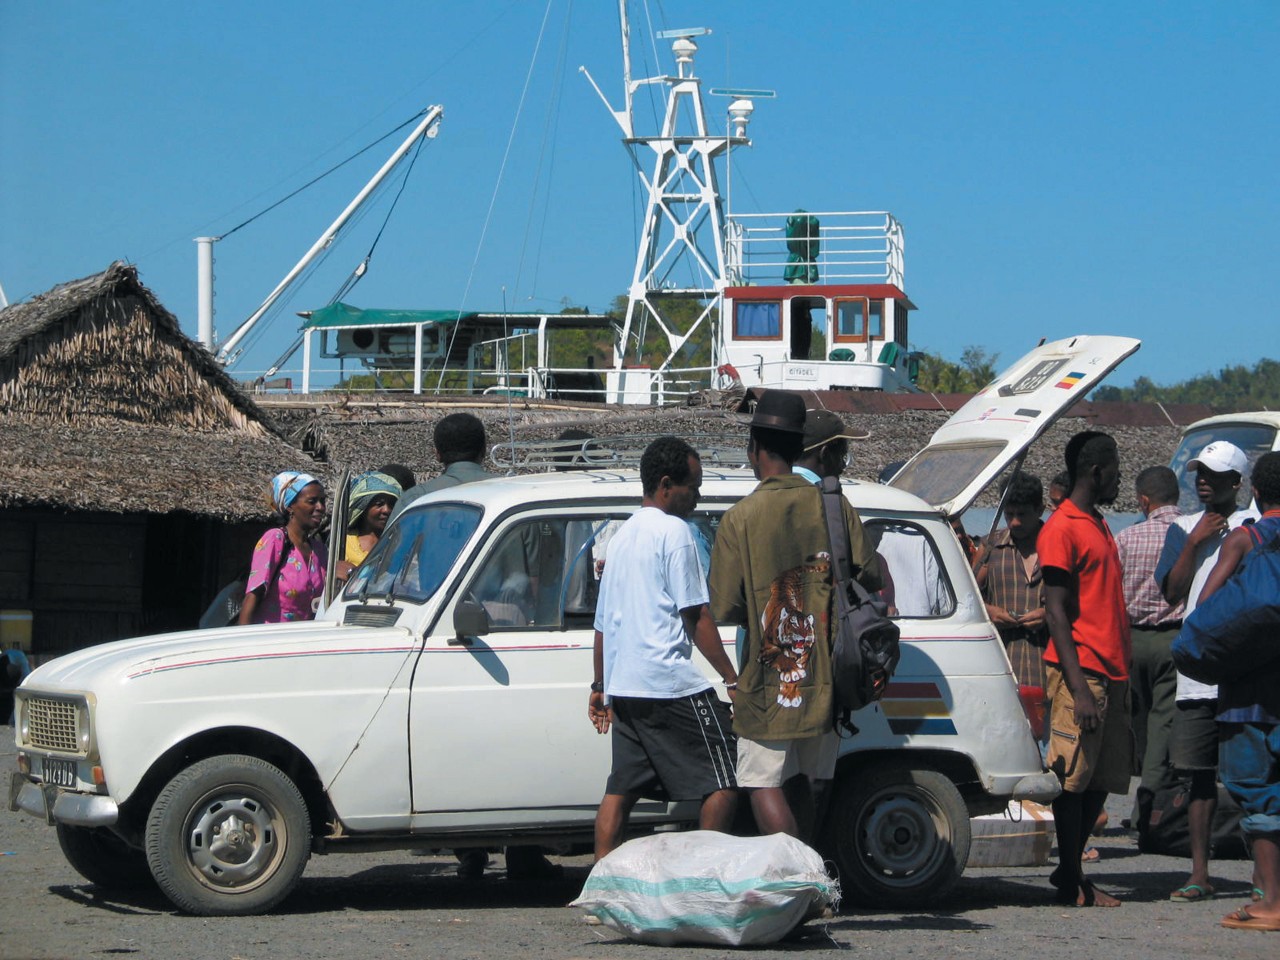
[1187,440,1248,476]
[802,409,870,451]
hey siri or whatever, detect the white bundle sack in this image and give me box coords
[570,830,837,946]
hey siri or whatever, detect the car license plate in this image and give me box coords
[42,757,77,788]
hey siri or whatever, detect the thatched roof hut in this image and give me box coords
[0,261,317,520]
[0,263,328,658]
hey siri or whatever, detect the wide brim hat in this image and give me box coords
[802,409,870,450]
[740,390,807,433]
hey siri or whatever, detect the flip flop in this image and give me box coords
[1221,906,1280,931]
[1254,887,1265,902]
[1081,846,1100,862]
[1170,883,1215,902]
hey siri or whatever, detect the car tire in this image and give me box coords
[57,823,155,890]
[144,754,310,916]
[822,762,970,907]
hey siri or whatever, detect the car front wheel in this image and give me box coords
[144,754,310,915]
[57,823,155,890]
[823,762,970,907]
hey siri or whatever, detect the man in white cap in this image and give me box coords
[1155,440,1258,902]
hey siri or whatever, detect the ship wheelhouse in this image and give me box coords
[721,282,918,393]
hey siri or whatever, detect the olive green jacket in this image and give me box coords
[710,474,880,741]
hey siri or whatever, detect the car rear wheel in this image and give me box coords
[822,762,970,907]
[145,754,310,916]
[57,823,155,890]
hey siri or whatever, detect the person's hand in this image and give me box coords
[1072,687,1102,734]
[588,691,612,734]
[1188,510,1228,547]
[986,604,1020,628]
[334,560,357,582]
[1018,607,1046,630]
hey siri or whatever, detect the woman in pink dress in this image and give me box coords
[238,472,329,625]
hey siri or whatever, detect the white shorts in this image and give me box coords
[736,731,840,788]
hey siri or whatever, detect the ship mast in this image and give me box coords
[582,4,758,387]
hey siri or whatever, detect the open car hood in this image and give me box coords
[888,334,1141,516]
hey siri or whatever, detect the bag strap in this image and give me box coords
[266,527,295,590]
[819,476,876,606]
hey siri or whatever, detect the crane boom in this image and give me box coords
[214,104,444,365]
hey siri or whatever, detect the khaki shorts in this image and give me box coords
[1045,663,1133,795]
[736,731,840,788]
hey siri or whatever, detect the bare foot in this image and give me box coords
[1078,879,1121,908]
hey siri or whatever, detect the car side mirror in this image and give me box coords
[451,600,490,645]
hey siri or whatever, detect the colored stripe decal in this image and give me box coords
[127,645,419,678]
[881,699,949,718]
[884,682,941,698]
[888,718,958,735]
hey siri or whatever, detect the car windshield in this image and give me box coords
[343,503,483,604]
[1171,423,1278,513]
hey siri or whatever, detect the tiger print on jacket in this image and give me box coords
[759,555,831,707]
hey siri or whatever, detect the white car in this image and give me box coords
[1169,411,1280,512]
[10,336,1139,916]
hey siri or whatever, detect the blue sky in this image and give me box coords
[2,1,1277,388]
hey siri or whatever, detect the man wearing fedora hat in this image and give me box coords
[710,391,881,839]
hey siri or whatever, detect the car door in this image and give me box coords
[407,502,639,829]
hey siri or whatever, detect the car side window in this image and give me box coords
[866,519,956,618]
[467,515,631,630]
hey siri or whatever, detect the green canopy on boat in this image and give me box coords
[303,302,477,329]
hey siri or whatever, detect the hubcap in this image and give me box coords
[186,793,281,889]
[859,789,945,879]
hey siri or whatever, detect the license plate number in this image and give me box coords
[42,757,77,788]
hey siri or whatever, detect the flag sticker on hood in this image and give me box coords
[1055,371,1086,389]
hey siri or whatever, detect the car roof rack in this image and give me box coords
[490,434,750,471]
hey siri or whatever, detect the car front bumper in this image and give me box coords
[9,773,119,827]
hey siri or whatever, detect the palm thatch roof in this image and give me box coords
[0,262,320,520]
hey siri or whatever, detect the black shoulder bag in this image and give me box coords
[819,475,901,735]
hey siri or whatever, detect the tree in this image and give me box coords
[1091,358,1280,411]
[914,345,1001,393]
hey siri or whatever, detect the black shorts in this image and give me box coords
[606,690,737,801]
[1170,699,1219,772]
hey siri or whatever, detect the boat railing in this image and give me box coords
[725,210,904,289]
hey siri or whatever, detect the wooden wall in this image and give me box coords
[0,509,265,662]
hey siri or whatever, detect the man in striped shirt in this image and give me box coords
[1114,466,1184,843]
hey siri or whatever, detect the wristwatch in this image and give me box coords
[590,680,604,693]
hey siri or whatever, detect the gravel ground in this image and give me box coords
[0,731,1267,960]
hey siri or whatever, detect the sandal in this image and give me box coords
[1170,883,1216,902]
[1080,846,1100,862]
[1221,905,1280,931]
[1253,887,1265,902]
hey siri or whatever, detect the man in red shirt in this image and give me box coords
[1039,431,1132,907]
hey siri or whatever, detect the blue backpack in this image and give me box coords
[1171,520,1280,685]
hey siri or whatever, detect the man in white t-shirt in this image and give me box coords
[588,436,740,859]
[1156,439,1258,901]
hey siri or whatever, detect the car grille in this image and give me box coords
[25,697,82,753]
